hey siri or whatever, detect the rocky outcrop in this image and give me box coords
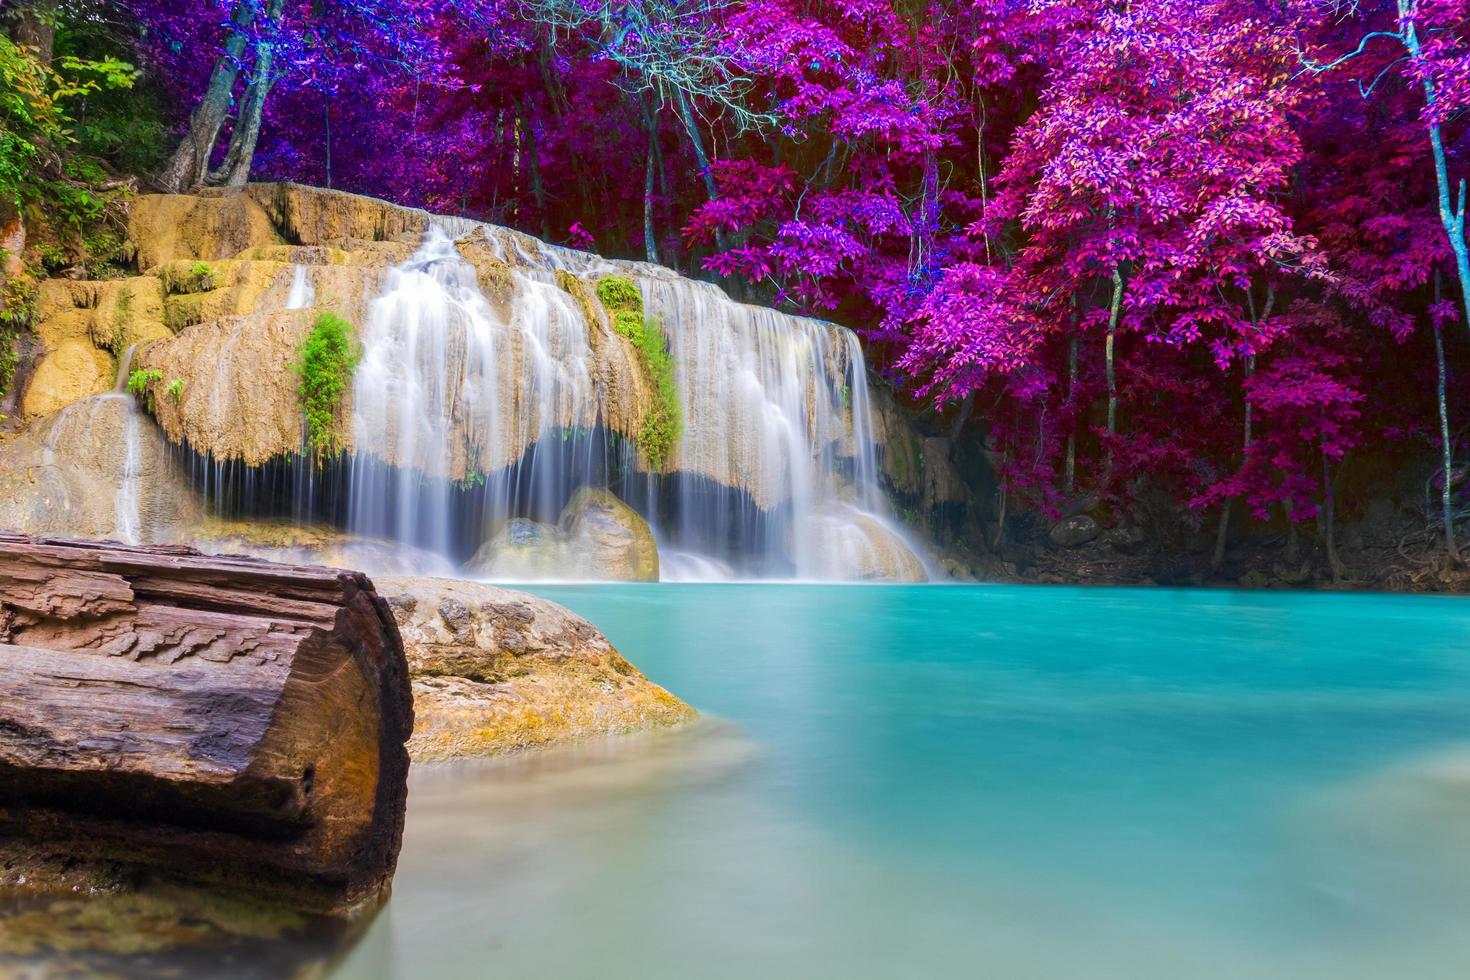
[469,487,661,581]
[804,503,928,582]
[0,392,202,543]
[191,518,457,577]
[0,533,414,913]
[1049,515,1101,548]
[11,181,939,581]
[375,576,694,762]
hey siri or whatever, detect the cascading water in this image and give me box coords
[111,344,143,544]
[285,265,315,309]
[346,228,607,560]
[336,223,927,580]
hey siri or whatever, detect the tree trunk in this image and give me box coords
[157,0,258,193]
[644,130,660,264]
[673,87,726,252]
[523,96,550,240]
[1321,452,1343,583]
[7,0,57,63]
[210,0,284,188]
[1064,334,1078,493]
[1401,7,1470,338]
[1434,318,1459,565]
[0,533,413,912]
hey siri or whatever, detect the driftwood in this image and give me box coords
[0,532,413,912]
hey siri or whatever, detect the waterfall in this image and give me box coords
[347,229,605,559]
[335,224,926,580]
[115,406,143,545]
[285,265,315,309]
[112,344,143,544]
[31,344,157,546]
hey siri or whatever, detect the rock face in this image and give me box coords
[11,181,937,581]
[0,393,202,544]
[374,576,695,762]
[0,533,414,913]
[469,487,660,581]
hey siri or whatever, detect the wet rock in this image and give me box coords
[560,486,659,582]
[1049,515,1101,548]
[468,490,660,581]
[1099,525,1146,553]
[803,503,928,582]
[0,394,202,543]
[374,576,695,762]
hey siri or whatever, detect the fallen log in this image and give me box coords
[0,532,413,913]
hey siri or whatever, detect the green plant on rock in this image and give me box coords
[595,275,642,313]
[595,277,682,469]
[0,267,38,400]
[165,378,184,404]
[190,261,214,291]
[294,311,360,463]
[127,367,163,411]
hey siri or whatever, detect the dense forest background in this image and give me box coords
[4,0,1470,579]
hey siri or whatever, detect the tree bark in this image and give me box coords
[209,0,284,188]
[7,0,57,64]
[1400,5,1470,340]
[0,533,413,912]
[1434,318,1459,565]
[157,0,258,193]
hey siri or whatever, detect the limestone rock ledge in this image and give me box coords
[375,576,695,763]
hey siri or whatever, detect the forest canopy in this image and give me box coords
[5,0,1470,567]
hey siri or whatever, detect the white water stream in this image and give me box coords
[343,225,925,580]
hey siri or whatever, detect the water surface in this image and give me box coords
[337,584,1470,979]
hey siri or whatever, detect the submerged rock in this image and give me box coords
[192,518,457,577]
[375,576,695,762]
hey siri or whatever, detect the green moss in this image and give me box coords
[0,267,38,400]
[165,377,184,404]
[596,275,642,314]
[126,367,163,411]
[159,260,217,296]
[595,276,681,469]
[293,311,360,463]
[162,293,206,332]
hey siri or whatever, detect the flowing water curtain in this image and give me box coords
[338,223,923,578]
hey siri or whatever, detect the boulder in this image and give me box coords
[374,576,695,762]
[803,503,928,582]
[469,489,660,581]
[468,518,572,580]
[1049,514,1100,548]
[560,486,660,581]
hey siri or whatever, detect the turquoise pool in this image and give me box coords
[337,584,1470,979]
